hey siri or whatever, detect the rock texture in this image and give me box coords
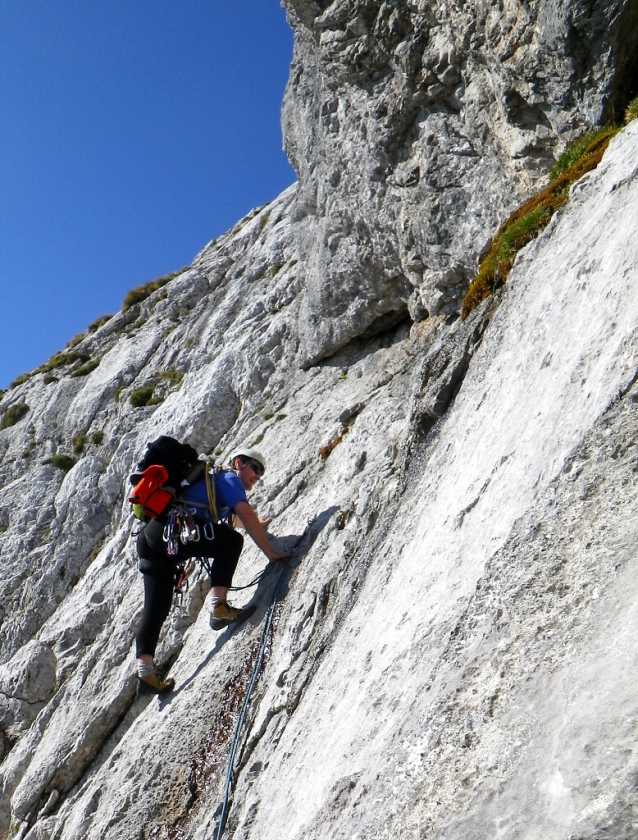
[0,2,637,839]
[283,0,638,363]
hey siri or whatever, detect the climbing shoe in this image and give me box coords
[209,601,256,631]
[136,672,175,697]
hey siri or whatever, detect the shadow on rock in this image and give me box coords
[168,508,337,701]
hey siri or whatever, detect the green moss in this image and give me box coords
[43,374,58,385]
[462,124,621,319]
[121,268,186,310]
[91,430,104,445]
[626,95,638,124]
[269,262,284,278]
[129,387,155,408]
[114,385,125,403]
[276,413,287,421]
[43,453,76,472]
[71,358,100,378]
[2,402,30,429]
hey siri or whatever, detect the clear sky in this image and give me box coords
[0,1,295,389]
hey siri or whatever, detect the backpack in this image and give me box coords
[128,436,204,520]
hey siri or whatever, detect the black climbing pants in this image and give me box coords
[135,518,244,658]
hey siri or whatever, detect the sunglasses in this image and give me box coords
[244,459,264,477]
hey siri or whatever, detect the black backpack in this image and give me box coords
[129,436,204,519]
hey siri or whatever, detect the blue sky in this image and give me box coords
[0,1,295,389]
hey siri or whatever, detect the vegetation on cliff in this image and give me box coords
[462,96,638,319]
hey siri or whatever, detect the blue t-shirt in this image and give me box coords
[180,468,247,522]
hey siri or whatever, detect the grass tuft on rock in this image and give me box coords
[2,402,30,429]
[70,358,101,378]
[129,386,156,408]
[157,368,184,387]
[549,125,618,180]
[41,351,91,374]
[43,454,76,472]
[626,95,638,124]
[72,434,86,455]
[121,268,186,311]
[9,373,32,387]
[88,314,113,332]
[462,125,620,319]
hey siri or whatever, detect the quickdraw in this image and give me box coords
[163,508,180,556]
[163,505,203,555]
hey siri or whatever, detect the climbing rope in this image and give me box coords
[214,561,286,839]
[214,524,311,839]
[175,560,272,608]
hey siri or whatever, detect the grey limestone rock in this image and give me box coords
[0,4,637,839]
[282,0,638,363]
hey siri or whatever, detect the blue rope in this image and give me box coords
[213,523,311,839]
[214,562,288,839]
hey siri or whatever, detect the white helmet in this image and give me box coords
[229,447,266,473]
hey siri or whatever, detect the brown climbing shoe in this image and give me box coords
[137,672,175,696]
[209,601,256,631]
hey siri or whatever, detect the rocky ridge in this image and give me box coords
[0,2,637,838]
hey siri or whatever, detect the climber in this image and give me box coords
[135,447,289,695]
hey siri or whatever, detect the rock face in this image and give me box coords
[283,0,638,364]
[0,3,637,839]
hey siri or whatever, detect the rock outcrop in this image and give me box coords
[283,0,638,363]
[0,2,637,838]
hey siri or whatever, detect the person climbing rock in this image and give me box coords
[135,447,289,695]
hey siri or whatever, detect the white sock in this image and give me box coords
[137,661,154,679]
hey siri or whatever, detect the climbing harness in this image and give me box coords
[214,523,311,840]
[172,461,268,599]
